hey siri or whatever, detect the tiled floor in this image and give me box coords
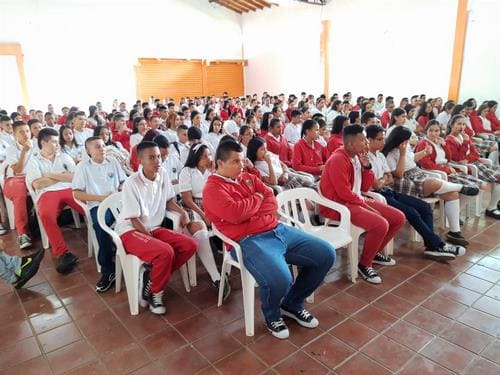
[0,213,499,374]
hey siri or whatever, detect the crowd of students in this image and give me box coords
[0,91,498,339]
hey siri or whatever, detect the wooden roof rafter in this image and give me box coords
[209,0,273,14]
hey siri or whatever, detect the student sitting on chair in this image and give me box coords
[203,140,335,339]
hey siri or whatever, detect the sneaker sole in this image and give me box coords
[372,260,396,266]
[281,309,319,328]
[357,270,382,284]
[149,305,166,314]
[19,242,32,250]
[267,327,290,339]
[445,236,469,247]
[424,251,456,261]
[95,277,116,293]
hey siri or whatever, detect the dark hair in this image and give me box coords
[360,111,376,124]
[177,124,188,133]
[113,113,125,121]
[184,143,209,168]
[476,103,489,116]
[27,119,41,127]
[94,125,118,148]
[219,134,237,145]
[239,125,252,137]
[390,108,406,126]
[38,127,59,149]
[348,111,360,124]
[301,119,317,138]
[290,109,301,118]
[442,101,455,113]
[317,118,327,129]
[205,108,214,121]
[143,129,160,143]
[246,136,266,163]
[487,100,498,109]
[332,115,348,134]
[187,126,202,141]
[137,141,158,156]
[215,138,242,164]
[10,112,21,121]
[152,134,169,149]
[269,118,281,129]
[382,126,412,156]
[132,117,145,134]
[365,124,385,139]
[59,125,79,149]
[190,110,200,122]
[330,100,342,111]
[416,101,435,121]
[209,117,223,134]
[343,124,364,145]
[424,119,440,132]
[12,120,27,132]
[84,136,101,149]
[0,115,11,122]
[143,108,152,120]
[451,104,465,117]
[446,114,466,135]
[261,112,272,132]
[404,104,415,114]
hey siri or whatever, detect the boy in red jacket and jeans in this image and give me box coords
[203,140,335,339]
[320,124,405,284]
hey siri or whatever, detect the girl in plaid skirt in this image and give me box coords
[383,126,479,246]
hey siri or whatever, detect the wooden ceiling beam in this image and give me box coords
[254,0,272,8]
[219,0,249,13]
[240,0,263,10]
[227,0,252,12]
[216,0,242,13]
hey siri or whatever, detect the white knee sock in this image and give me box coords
[193,230,220,282]
[444,199,461,232]
[487,184,500,210]
[435,181,462,195]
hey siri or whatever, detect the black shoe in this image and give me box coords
[485,209,500,220]
[459,186,479,196]
[139,269,152,308]
[266,318,289,339]
[357,264,382,284]
[446,231,469,247]
[95,273,115,293]
[372,252,396,266]
[12,249,45,289]
[281,306,319,328]
[56,252,78,274]
[149,291,166,314]
[213,277,231,301]
[424,243,464,260]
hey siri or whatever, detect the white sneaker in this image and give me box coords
[358,265,382,284]
[149,291,166,315]
[0,223,7,236]
[266,318,289,339]
[18,234,32,250]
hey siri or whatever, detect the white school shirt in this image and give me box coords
[223,120,239,136]
[351,156,362,197]
[374,102,385,115]
[162,153,181,182]
[62,144,84,161]
[130,133,144,149]
[368,150,391,180]
[178,167,211,199]
[0,132,15,147]
[427,139,448,164]
[260,105,273,114]
[284,123,301,145]
[0,138,8,162]
[205,132,222,151]
[72,157,126,209]
[386,147,417,172]
[73,128,93,146]
[161,129,178,144]
[436,112,450,127]
[480,116,492,131]
[255,153,283,179]
[114,167,175,235]
[4,142,35,177]
[25,152,76,195]
[326,110,341,125]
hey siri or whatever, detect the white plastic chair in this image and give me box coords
[0,163,15,230]
[98,192,191,315]
[73,196,100,271]
[26,182,81,249]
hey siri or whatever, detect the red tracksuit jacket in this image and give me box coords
[326,133,344,156]
[265,133,293,167]
[445,135,480,163]
[291,138,328,176]
[415,139,453,174]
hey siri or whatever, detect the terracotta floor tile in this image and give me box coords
[361,335,414,371]
[193,329,242,363]
[248,334,298,366]
[174,312,219,342]
[0,301,26,328]
[406,272,446,294]
[201,300,244,326]
[452,273,494,294]
[481,340,500,365]
[372,293,416,318]
[3,356,52,375]
[46,339,97,375]
[422,294,468,319]
[75,309,121,337]
[352,305,398,331]
[101,342,150,374]
[384,320,435,351]
[87,322,134,356]
[157,346,210,374]
[222,315,269,345]
[486,284,500,300]
[214,348,266,375]
[0,319,33,350]
[325,292,366,315]
[392,282,430,304]
[17,281,55,302]
[140,326,187,359]
[466,264,500,283]
[274,350,328,374]
[304,334,355,369]
[336,353,391,375]
[440,322,494,354]
[458,309,500,336]
[345,282,386,303]
[29,306,72,334]
[310,280,341,304]
[309,303,346,330]
[404,306,453,334]
[38,322,82,353]
[421,337,475,373]
[128,362,162,375]
[0,336,41,370]
[22,294,63,318]
[161,289,200,324]
[329,319,378,349]
[473,296,500,318]
[466,358,500,375]
[65,295,108,320]
[439,285,482,306]
[399,355,454,375]
[66,360,108,374]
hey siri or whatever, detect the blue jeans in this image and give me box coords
[378,189,444,250]
[233,223,336,323]
[0,251,21,284]
[90,207,116,276]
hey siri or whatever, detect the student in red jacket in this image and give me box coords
[415,100,435,136]
[292,119,328,177]
[203,140,335,339]
[111,113,131,151]
[326,115,348,156]
[265,118,293,167]
[380,101,395,129]
[486,100,500,133]
[471,103,500,137]
[320,124,405,284]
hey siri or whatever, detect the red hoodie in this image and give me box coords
[445,134,480,163]
[486,112,500,131]
[415,138,453,174]
[319,147,374,220]
[326,133,344,156]
[471,114,495,134]
[291,138,328,176]
[265,133,293,167]
[202,172,278,243]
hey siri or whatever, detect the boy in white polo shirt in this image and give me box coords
[73,136,126,292]
[25,128,84,274]
[71,111,93,146]
[114,141,197,314]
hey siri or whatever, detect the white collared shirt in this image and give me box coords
[368,150,390,180]
[4,142,35,177]
[351,156,362,197]
[223,120,239,136]
[73,128,93,147]
[130,133,144,149]
[284,122,302,145]
[179,167,211,199]
[386,147,417,172]
[26,152,75,195]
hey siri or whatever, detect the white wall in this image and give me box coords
[0,0,242,112]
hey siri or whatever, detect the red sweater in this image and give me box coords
[471,114,495,134]
[202,172,278,242]
[326,133,343,156]
[415,139,453,174]
[417,115,429,131]
[220,109,229,122]
[380,111,391,128]
[265,133,293,167]
[113,131,131,151]
[291,138,327,176]
[130,145,139,171]
[486,112,500,131]
[445,135,480,163]
[319,147,374,220]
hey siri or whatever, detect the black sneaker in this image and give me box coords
[212,277,231,301]
[139,269,151,308]
[459,186,479,196]
[358,264,382,284]
[266,318,289,339]
[425,243,465,260]
[17,234,32,250]
[372,252,396,266]
[485,209,500,220]
[12,249,45,289]
[56,252,78,274]
[149,291,166,314]
[281,306,319,328]
[95,273,115,293]
[446,231,469,246]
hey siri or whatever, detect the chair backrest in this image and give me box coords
[25,178,40,204]
[276,187,320,230]
[97,192,122,245]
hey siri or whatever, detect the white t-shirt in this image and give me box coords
[72,157,126,209]
[386,147,417,172]
[223,120,239,136]
[130,133,144,149]
[351,156,362,197]
[260,105,273,114]
[62,144,84,161]
[436,112,450,127]
[0,138,9,162]
[205,132,222,151]
[178,167,211,199]
[255,153,283,179]
[326,110,341,125]
[73,128,93,147]
[26,152,76,195]
[162,153,181,183]
[161,129,178,144]
[115,167,175,235]
[0,132,15,147]
[480,116,492,131]
[284,123,302,145]
[4,142,35,177]
[368,150,390,180]
[428,139,447,164]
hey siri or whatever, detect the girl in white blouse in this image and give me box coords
[130,117,148,148]
[205,117,223,152]
[59,125,83,164]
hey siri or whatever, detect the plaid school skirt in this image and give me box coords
[181,197,204,222]
[447,173,482,187]
[392,167,428,198]
[284,172,317,190]
[472,161,500,183]
[472,137,496,158]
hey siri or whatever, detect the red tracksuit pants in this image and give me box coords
[120,228,198,293]
[37,188,84,256]
[4,176,29,234]
[349,199,405,267]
